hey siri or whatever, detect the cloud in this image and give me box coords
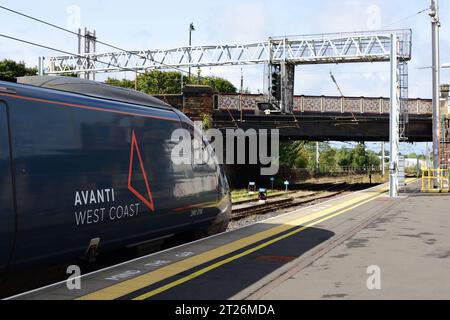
[132,30,154,50]
[315,0,378,33]
[206,2,267,43]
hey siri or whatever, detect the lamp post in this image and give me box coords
[189,22,195,81]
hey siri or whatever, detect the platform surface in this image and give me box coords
[255,182,450,300]
[10,179,444,300]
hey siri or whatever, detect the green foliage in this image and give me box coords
[280,141,380,172]
[280,141,312,169]
[105,70,237,94]
[202,113,212,130]
[0,59,37,78]
[352,143,369,168]
[138,70,184,94]
[104,78,135,89]
[319,143,337,172]
[406,152,426,160]
[336,148,353,167]
[198,76,237,93]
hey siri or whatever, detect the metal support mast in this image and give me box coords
[280,61,295,114]
[188,23,195,80]
[315,142,320,175]
[83,28,97,81]
[38,57,44,76]
[430,0,441,170]
[389,34,400,198]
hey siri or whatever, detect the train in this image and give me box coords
[0,76,231,272]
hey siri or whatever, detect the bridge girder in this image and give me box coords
[43,29,412,75]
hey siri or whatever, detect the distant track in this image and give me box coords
[231,182,356,221]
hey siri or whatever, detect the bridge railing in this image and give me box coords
[216,94,432,115]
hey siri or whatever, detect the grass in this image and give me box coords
[302,173,389,185]
[231,189,288,203]
[231,174,390,204]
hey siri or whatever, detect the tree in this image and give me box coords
[0,59,37,78]
[351,143,380,168]
[352,143,369,168]
[280,141,380,172]
[319,143,337,172]
[105,70,237,94]
[198,76,237,93]
[336,148,353,167]
[279,141,311,168]
[105,78,135,89]
[367,151,381,167]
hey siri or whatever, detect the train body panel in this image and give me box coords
[0,78,230,271]
[0,102,15,269]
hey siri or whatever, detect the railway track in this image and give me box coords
[231,182,357,221]
[1,181,381,299]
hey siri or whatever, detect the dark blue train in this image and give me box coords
[0,76,231,272]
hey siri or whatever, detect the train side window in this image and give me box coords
[181,123,214,168]
[193,128,208,167]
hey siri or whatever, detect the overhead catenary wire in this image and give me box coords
[0,33,149,77]
[329,71,358,123]
[0,5,233,83]
[1,4,371,99]
[0,5,173,71]
[2,4,373,129]
[0,4,250,118]
[0,31,244,128]
[381,7,429,29]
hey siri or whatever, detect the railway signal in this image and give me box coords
[258,188,268,201]
[271,65,281,101]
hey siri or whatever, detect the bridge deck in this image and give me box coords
[213,112,431,142]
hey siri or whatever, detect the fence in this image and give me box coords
[421,169,450,193]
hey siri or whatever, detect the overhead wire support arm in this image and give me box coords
[330,71,357,122]
[43,30,413,75]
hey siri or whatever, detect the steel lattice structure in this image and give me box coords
[41,29,412,198]
[43,29,412,75]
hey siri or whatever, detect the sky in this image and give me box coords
[1,0,449,155]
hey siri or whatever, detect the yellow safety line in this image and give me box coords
[78,179,417,300]
[133,192,387,300]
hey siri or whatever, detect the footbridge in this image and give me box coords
[212,93,432,142]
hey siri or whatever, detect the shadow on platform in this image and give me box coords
[127,225,336,300]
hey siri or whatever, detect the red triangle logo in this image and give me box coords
[128,130,155,212]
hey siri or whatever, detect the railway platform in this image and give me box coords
[9,178,448,300]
